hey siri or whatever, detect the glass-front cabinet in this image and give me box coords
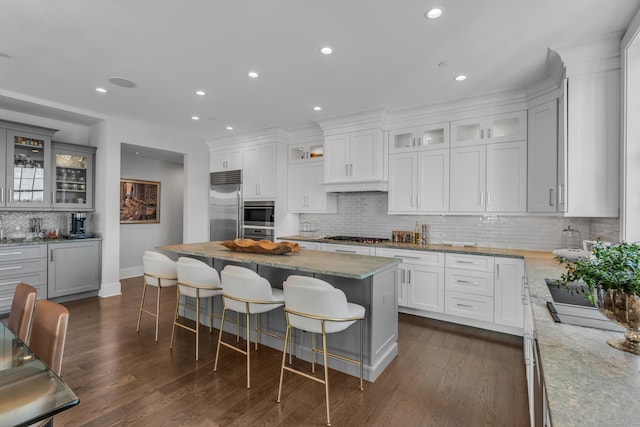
[52,142,96,210]
[4,129,53,208]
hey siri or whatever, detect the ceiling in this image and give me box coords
[1,1,639,142]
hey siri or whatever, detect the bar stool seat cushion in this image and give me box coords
[176,257,222,298]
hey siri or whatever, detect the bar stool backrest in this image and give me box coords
[221,265,278,313]
[283,275,354,333]
[176,257,221,296]
[7,282,37,342]
[28,300,69,376]
[143,251,178,287]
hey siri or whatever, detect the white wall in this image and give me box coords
[119,155,184,278]
[91,118,209,297]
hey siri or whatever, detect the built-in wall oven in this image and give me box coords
[243,201,275,241]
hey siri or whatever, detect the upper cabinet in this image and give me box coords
[1,122,56,210]
[243,143,277,200]
[323,128,386,191]
[210,147,242,172]
[288,142,324,163]
[52,142,96,211]
[287,162,337,213]
[389,122,449,154]
[451,111,526,147]
[528,99,561,213]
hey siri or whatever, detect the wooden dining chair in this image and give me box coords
[7,282,37,342]
[28,300,70,376]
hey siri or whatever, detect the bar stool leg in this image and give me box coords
[214,306,226,372]
[155,285,161,342]
[322,327,331,426]
[136,281,148,332]
[311,332,316,374]
[246,310,251,388]
[277,321,291,403]
[360,319,364,391]
[195,290,200,361]
[169,289,180,350]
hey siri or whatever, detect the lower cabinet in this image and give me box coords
[323,244,375,256]
[376,248,445,313]
[494,257,525,328]
[48,240,101,298]
[0,244,47,314]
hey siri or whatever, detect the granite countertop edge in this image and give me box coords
[0,237,103,247]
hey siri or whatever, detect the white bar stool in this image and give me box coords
[137,251,178,341]
[277,275,365,427]
[170,257,223,360]
[214,265,285,388]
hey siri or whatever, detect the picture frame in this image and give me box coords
[120,179,160,224]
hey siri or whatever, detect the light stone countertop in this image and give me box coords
[157,241,400,279]
[285,235,640,426]
[0,237,102,247]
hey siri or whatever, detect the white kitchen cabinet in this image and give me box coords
[287,162,336,213]
[376,248,445,313]
[210,147,242,172]
[494,257,525,329]
[388,148,449,214]
[288,142,324,163]
[323,243,375,256]
[564,70,620,217]
[51,142,96,211]
[528,99,560,213]
[451,111,526,147]
[324,129,384,183]
[243,143,277,200]
[0,244,47,314]
[450,141,526,213]
[450,145,486,213]
[294,241,323,251]
[48,240,101,298]
[388,122,449,154]
[444,253,495,323]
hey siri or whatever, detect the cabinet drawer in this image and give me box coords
[445,253,494,272]
[445,269,494,296]
[0,258,48,279]
[445,291,494,323]
[323,244,374,256]
[376,248,444,266]
[0,245,47,262]
[0,278,47,314]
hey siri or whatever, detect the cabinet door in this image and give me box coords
[243,144,277,199]
[451,117,484,146]
[388,153,417,213]
[389,128,417,154]
[486,111,527,143]
[417,149,449,212]
[52,146,94,210]
[287,163,307,212]
[349,129,382,181]
[322,244,375,256]
[566,69,620,217]
[397,267,408,307]
[494,257,525,329]
[486,140,527,212]
[0,128,5,206]
[450,145,486,212]
[48,241,101,298]
[407,263,445,313]
[324,134,350,181]
[528,100,559,213]
[210,148,242,172]
[306,163,330,212]
[418,123,450,150]
[6,130,52,208]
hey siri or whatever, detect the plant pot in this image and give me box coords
[594,288,640,355]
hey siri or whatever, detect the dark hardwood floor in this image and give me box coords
[53,277,528,426]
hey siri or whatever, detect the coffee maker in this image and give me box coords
[71,212,87,235]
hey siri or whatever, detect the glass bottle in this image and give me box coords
[414,222,420,244]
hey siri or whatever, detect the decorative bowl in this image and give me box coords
[219,239,300,255]
[594,288,640,355]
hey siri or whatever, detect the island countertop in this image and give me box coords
[157,241,400,280]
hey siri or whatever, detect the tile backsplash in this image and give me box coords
[0,211,72,239]
[300,193,620,251]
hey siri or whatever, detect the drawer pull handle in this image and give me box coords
[456,303,480,310]
[335,249,357,254]
[0,280,21,286]
[456,280,480,285]
[394,255,421,260]
[456,260,480,265]
[0,266,21,271]
[0,252,23,256]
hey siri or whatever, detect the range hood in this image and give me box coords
[321,180,388,193]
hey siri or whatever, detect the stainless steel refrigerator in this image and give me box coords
[209,170,242,241]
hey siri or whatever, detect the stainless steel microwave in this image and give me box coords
[243,201,275,227]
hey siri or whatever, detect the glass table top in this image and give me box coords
[0,321,78,426]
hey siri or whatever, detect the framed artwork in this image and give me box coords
[120,179,160,224]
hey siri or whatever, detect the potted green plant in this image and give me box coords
[559,241,640,355]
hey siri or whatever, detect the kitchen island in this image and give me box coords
[157,241,400,382]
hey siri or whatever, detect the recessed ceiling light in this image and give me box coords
[135,151,140,155]
[425,7,444,19]
[95,87,108,93]
[454,75,467,81]
[195,90,206,96]
[313,106,322,111]
[191,116,200,120]
[108,77,137,88]
[320,47,333,55]
[248,71,259,78]
[226,126,234,130]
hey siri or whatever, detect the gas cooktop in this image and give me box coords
[325,235,390,244]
